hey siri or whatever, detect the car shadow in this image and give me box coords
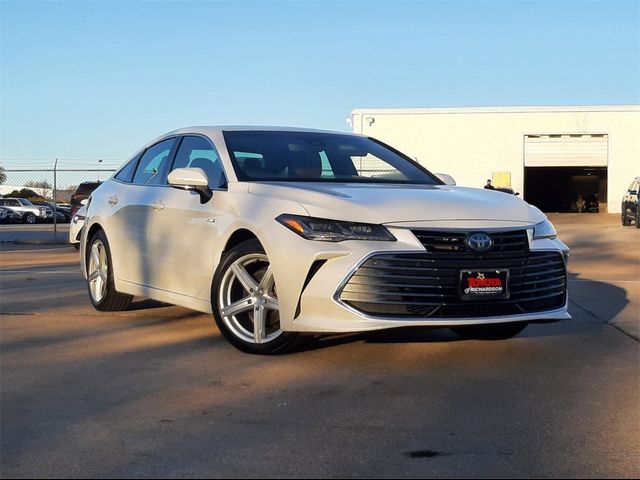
[126,298,173,311]
[297,270,630,352]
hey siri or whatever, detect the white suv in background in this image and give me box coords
[0,198,49,224]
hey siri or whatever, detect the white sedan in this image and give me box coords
[81,127,570,354]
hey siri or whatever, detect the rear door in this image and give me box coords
[108,138,178,286]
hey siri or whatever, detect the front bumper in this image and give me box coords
[272,226,570,333]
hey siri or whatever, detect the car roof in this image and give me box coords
[166,126,364,137]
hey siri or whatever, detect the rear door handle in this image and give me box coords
[151,201,165,211]
[108,195,119,206]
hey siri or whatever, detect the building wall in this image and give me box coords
[351,106,640,213]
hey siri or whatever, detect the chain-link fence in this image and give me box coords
[0,166,117,242]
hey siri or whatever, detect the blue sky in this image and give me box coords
[1,0,638,167]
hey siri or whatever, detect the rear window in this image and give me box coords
[114,155,140,183]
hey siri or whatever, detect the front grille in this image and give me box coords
[338,251,566,318]
[411,229,529,258]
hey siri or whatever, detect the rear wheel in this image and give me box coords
[451,322,528,340]
[212,238,302,355]
[86,230,132,311]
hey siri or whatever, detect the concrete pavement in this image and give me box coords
[1,214,638,478]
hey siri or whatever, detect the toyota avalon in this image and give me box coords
[81,127,570,354]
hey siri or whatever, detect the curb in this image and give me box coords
[0,240,71,246]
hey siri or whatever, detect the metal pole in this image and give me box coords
[53,159,58,240]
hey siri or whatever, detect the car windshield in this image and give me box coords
[223,131,441,184]
[18,198,33,206]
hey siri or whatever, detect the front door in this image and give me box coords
[144,135,227,300]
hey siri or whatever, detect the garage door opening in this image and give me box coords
[523,134,608,213]
[524,167,608,213]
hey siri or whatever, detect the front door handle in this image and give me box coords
[108,195,119,206]
[151,201,165,211]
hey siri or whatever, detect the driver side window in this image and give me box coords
[171,136,227,189]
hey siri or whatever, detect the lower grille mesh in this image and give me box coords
[338,251,566,318]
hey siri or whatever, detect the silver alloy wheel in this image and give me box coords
[88,239,108,303]
[218,253,282,344]
[26,214,36,224]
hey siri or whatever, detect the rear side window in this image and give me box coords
[114,154,141,183]
[133,138,177,185]
[171,136,226,189]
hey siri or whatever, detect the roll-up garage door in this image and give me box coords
[524,134,608,167]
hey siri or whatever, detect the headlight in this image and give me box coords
[532,219,557,240]
[72,214,85,224]
[276,214,396,242]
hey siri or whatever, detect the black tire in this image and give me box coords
[636,210,640,229]
[24,214,36,224]
[622,210,631,226]
[212,238,303,355]
[86,229,133,311]
[451,322,528,340]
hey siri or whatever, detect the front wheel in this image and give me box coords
[451,322,528,340]
[24,214,36,224]
[212,238,302,355]
[622,210,631,226]
[86,230,132,311]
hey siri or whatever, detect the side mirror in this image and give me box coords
[168,167,213,204]
[435,173,456,186]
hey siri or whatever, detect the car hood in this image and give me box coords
[247,182,546,227]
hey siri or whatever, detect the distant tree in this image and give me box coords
[0,166,6,185]
[5,188,42,200]
[24,180,53,199]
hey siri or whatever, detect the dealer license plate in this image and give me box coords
[459,269,510,301]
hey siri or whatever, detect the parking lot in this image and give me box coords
[0,223,71,244]
[0,214,638,478]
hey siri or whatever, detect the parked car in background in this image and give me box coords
[69,205,87,250]
[495,187,520,196]
[0,206,23,223]
[0,198,49,224]
[32,201,72,223]
[70,182,101,216]
[621,176,639,228]
[585,194,600,213]
[81,126,570,355]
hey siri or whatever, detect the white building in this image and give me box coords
[351,105,639,214]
